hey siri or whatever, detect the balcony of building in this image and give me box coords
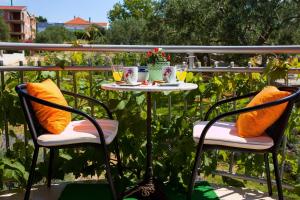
[0,42,300,200]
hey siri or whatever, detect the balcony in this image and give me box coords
[0,42,300,199]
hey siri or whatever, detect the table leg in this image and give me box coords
[146,92,153,179]
[123,92,167,200]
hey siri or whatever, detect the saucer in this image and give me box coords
[158,82,180,86]
[119,82,141,86]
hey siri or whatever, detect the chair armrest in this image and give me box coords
[22,91,108,145]
[197,91,297,152]
[61,90,113,119]
[204,91,258,120]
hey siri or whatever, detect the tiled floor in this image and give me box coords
[0,182,276,200]
[213,184,276,200]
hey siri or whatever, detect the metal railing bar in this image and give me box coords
[2,66,300,74]
[1,42,300,53]
[0,66,112,72]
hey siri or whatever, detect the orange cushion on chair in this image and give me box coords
[236,86,290,138]
[27,79,71,134]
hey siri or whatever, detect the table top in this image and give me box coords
[101,82,198,92]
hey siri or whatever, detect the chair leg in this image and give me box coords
[114,141,123,177]
[272,152,283,200]
[24,147,39,200]
[103,146,119,200]
[264,153,272,197]
[47,148,55,188]
[187,148,203,200]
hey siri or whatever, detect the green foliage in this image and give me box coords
[107,18,147,44]
[107,0,300,45]
[1,52,300,199]
[264,56,300,82]
[0,12,10,41]
[108,0,154,22]
[0,156,28,189]
[74,25,107,44]
[35,26,76,43]
[35,16,47,23]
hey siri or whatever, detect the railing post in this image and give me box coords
[88,59,94,116]
[280,73,289,179]
[19,61,30,168]
[188,53,195,69]
[71,62,78,108]
[1,61,10,152]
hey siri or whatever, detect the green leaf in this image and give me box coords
[116,100,129,110]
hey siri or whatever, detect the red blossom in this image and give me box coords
[167,55,171,61]
[147,51,152,57]
[146,48,170,63]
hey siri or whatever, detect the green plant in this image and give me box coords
[1,52,300,200]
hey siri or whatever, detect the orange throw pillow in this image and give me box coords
[236,86,290,138]
[27,79,71,134]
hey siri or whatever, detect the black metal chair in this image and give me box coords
[188,86,300,200]
[15,84,123,200]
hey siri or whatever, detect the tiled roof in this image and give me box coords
[65,17,108,27]
[95,22,108,27]
[0,6,26,11]
[65,17,90,25]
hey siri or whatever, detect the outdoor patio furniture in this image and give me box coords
[15,84,122,200]
[101,82,198,199]
[188,86,300,200]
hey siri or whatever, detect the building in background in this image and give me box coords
[64,17,108,31]
[37,17,108,32]
[0,6,36,41]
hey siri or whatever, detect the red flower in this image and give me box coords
[146,48,170,63]
[147,51,152,57]
[167,55,171,61]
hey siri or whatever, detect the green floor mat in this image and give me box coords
[59,182,219,200]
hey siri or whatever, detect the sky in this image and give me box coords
[0,0,121,23]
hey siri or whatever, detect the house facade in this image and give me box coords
[0,6,36,41]
[64,17,108,31]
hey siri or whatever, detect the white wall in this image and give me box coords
[0,51,26,65]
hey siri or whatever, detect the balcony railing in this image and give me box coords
[0,42,300,192]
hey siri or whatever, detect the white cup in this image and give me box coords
[123,67,138,84]
[162,66,176,83]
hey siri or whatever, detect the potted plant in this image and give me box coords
[147,48,171,81]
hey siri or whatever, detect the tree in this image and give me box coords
[0,13,10,41]
[35,26,76,43]
[35,16,47,23]
[108,0,300,45]
[108,0,155,22]
[156,0,300,45]
[107,18,146,44]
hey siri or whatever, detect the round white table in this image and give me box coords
[101,82,198,199]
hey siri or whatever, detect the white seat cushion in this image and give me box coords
[193,121,274,150]
[37,119,118,146]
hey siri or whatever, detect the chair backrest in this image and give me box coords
[15,84,44,146]
[266,86,300,151]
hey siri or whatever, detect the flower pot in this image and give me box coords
[147,61,170,81]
